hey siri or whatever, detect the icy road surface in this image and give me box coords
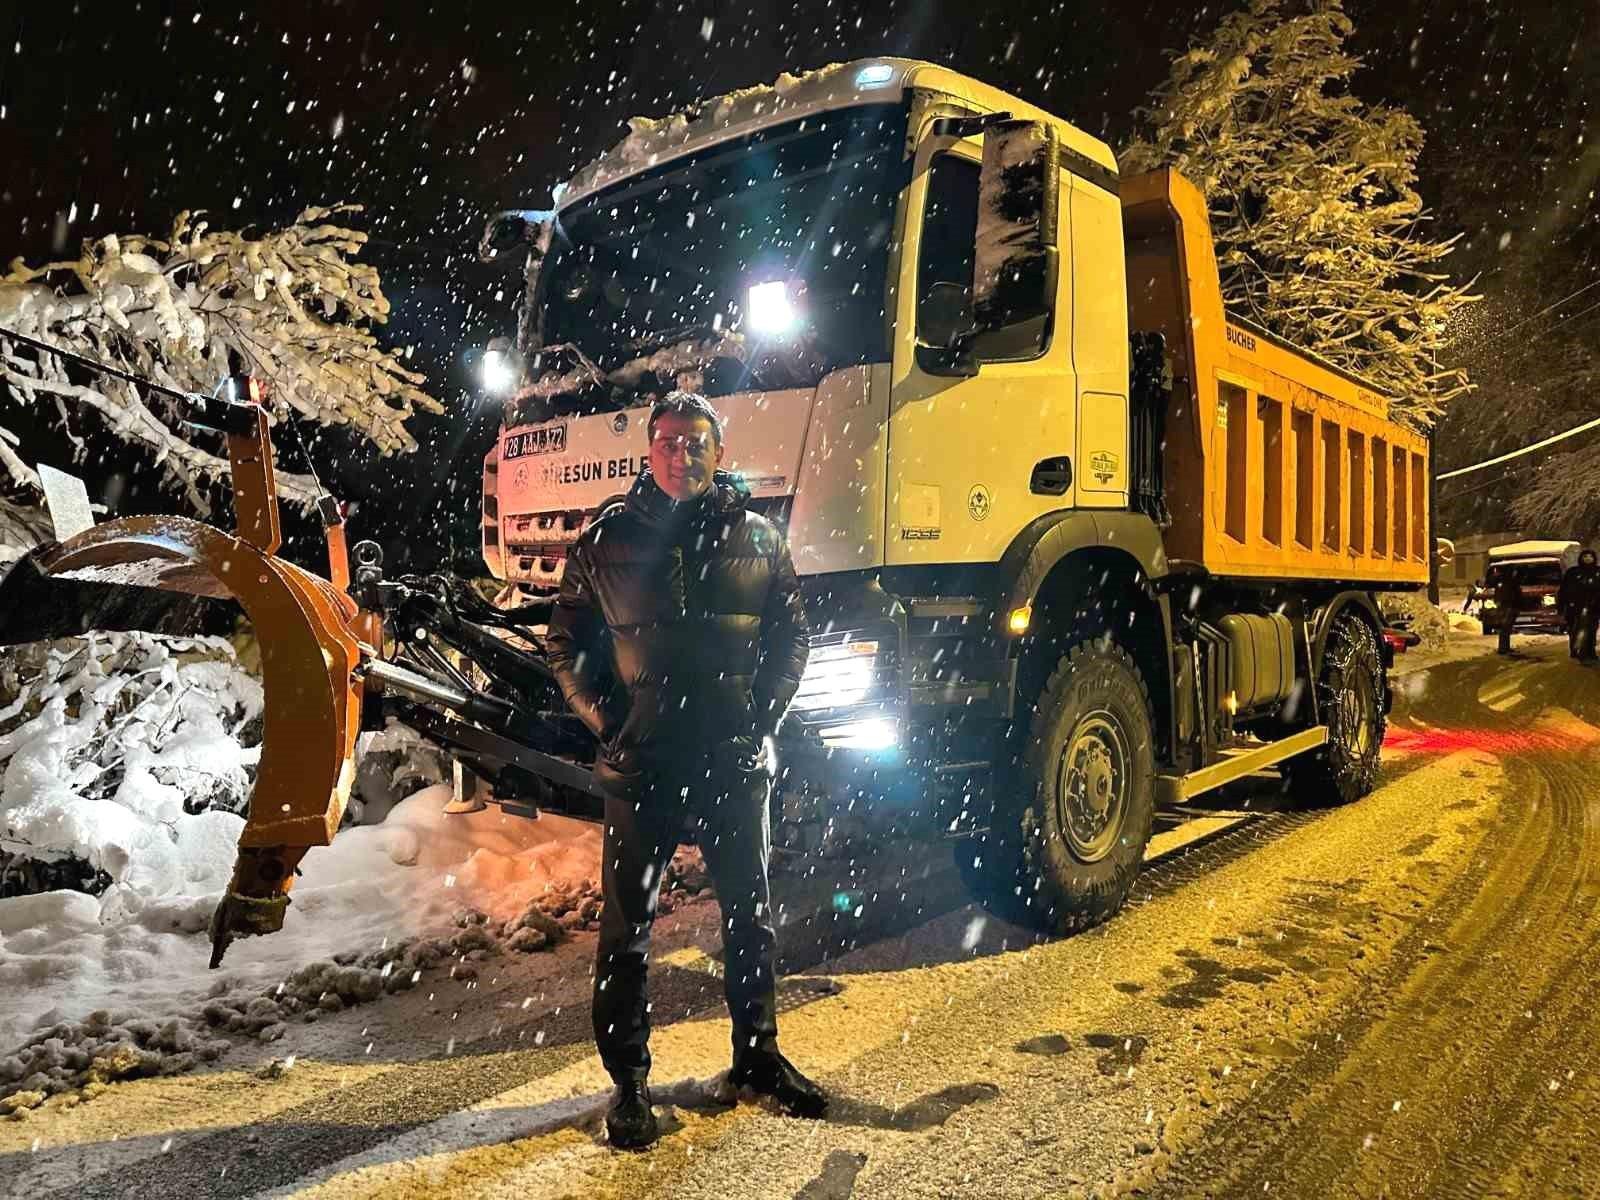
[5,635,1600,1199]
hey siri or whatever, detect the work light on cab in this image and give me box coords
[746,279,800,339]
[480,338,520,396]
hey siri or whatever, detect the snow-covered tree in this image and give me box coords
[1434,285,1600,539]
[0,205,442,516]
[1507,445,1600,538]
[1120,0,1477,426]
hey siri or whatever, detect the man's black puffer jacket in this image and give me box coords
[1558,562,1600,612]
[545,468,810,771]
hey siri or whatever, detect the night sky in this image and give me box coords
[1,0,1595,567]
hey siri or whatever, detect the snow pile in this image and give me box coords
[0,780,611,1090]
[1,1007,233,1115]
[0,809,722,1108]
[0,632,263,899]
[348,718,450,826]
[1379,592,1450,650]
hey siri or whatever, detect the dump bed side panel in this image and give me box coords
[1122,169,1429,587]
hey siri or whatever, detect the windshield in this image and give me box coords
[1489,562,1563,586]
[534,103,907,399]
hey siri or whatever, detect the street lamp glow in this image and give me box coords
[746,280,798,339]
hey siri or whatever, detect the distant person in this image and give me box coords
[1492,567,1521,656]
[1557,548,1600,662]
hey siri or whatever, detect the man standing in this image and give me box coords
[1492,567,1521,656]
[1558,548,1600,661]
[546,392,827,1150]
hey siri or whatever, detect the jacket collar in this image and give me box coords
[625,468,750,529]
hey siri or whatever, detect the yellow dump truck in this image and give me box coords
[474,59,1430,932]
[0,59,1433,958]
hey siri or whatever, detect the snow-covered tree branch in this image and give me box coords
[1121,0,1478,427]
[1507,445,1600,536]
[0,205,444,516]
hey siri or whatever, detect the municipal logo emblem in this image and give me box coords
[968,484,992,522]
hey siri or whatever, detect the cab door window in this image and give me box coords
[915,153,980,348]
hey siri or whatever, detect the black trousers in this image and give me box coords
[1570,606,1599,660]
[593,755,780,1084]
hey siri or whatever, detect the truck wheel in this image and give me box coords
[1284,613,1385,806]
[958,639,1156,934]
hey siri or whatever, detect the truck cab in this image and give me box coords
[482,59,1156,739]
[474,59,1427,934]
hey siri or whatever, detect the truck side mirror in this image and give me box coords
[478,209,553,265]
[971,120,1059,343]
[914,281,980,377]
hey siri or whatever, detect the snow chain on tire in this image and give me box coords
[957,638,1157,935]
[1284,612,1385,806]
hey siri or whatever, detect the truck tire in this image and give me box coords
[1283,613,1385,806]
[957,639,1156,934]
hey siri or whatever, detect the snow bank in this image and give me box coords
[0,782,604,1058]
[0,630,647,1109]
[0,631,607,1062]
[1379,592,1450,650]
[0,632,262,897]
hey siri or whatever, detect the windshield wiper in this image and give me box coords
[624,321,719,356]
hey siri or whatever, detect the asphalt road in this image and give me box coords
[5,636,1598,1199]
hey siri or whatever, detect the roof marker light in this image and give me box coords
[855,63,895,89]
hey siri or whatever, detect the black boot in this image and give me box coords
[605,1080,659,1149]
[729,1050,829,1118]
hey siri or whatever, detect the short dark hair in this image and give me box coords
[648,391,726,447]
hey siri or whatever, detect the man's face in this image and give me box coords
[649,410,724,502]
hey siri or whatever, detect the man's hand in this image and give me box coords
[601,729,640,774]
[722,733,770,776]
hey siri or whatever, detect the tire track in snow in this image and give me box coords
[1149,653,1600,1199]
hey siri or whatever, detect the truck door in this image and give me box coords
[885,121,1079,565]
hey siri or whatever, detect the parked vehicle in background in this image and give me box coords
[1479,541,1581,636]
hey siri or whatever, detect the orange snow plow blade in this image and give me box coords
[0,385,367,966]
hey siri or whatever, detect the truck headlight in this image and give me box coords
[819,717,900,750]
[792,639,880,711]
[1542,594,1557,607]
